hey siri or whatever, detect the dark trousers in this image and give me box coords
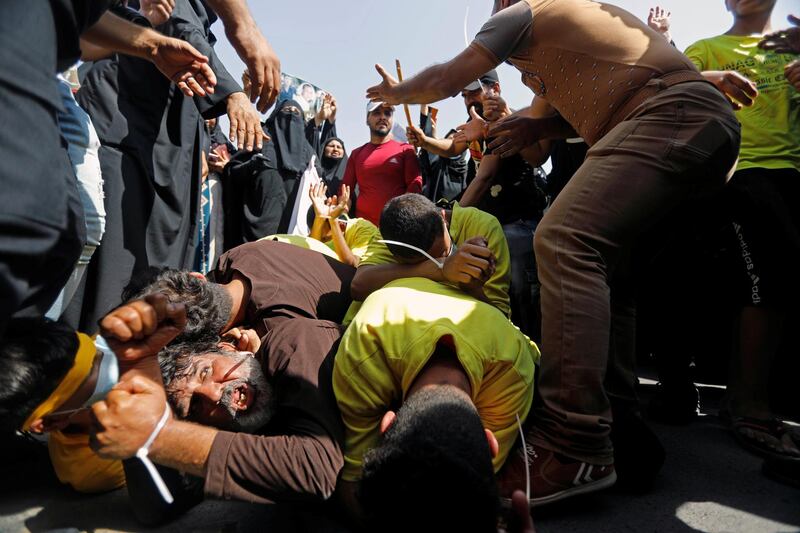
[0,0,84,336]
[530,80,741,463]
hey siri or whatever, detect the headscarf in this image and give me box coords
[320,137,348,195]
[264,99,317,174]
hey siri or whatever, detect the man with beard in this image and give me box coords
[341,103,423,226]
[88,297,345,523]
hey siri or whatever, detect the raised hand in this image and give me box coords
[309,181,332,218]
[759,15,800,54]
[329,184,351,219]
[647,6,672,41]
[454,107,489,144]
[700,70,759,110]
[227,91,264,151]
[482,93,511,122]
[366,64,400,105]
[98,293,187,362]
[151,37,217,97]
[406,123,427,149]
[487,115,543,158]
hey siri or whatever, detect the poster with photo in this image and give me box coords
[279,73,328,122]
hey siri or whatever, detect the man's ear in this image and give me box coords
[485,429,499,458]
[189,272,206,282]
[380,411,397,435]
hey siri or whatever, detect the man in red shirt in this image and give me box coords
[341,102,423,225]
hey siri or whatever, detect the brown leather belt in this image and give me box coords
[605,69,710,130]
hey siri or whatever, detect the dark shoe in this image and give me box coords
[763,454,800,489]
[729,416,800,458]
[610,409,666,492]
[497,443,616,508]
[647,382,699,425]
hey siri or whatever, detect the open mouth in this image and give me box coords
[232,383,256,411]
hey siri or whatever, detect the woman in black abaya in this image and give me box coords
[222,99,319,249]
[319,137,348,197]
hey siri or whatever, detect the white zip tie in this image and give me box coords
[515,413,530,502]
[134,403,174,504]
[377,239,445,269]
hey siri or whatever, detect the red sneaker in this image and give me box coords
[497,442,616,507]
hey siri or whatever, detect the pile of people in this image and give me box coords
[1,0,798,531]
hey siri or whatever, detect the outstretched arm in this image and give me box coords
[204,0,281,112]
[366,45,497,105]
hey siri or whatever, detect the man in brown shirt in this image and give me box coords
[367,0,741,507]
[126,239,355,345]
[93,313,346,524]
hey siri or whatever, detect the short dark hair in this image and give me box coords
[379,194,444,261]
[359,385,499,533]
[0,318,78,432]
[123,267,231,345]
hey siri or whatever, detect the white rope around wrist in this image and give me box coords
[135,403,174,504]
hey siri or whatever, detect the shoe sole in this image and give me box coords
[500,471,618,509]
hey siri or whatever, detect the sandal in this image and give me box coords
[730,416,800,458]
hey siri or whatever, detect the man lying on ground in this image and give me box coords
[124,239,355,345]
[333,277,539,530]
[347,193,510,322]
[90,297,346,524]
[0,294,184,493]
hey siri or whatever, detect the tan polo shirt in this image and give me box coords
[471,0,698,145]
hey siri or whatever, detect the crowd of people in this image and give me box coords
[1,0,798,531]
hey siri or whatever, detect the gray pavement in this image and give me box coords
[2,382,798,533]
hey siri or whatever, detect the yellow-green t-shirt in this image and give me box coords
[325,218,381,261]
[261,234,340,260]
[342,203,511,325]
[684,35,800,171]
[333,277,539,482]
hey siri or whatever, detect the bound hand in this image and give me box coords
[90,376,169,460]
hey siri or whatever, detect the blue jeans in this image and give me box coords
[47,78,106,319]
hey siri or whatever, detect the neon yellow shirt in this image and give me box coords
[325,218,381,261]
[685,35,800,171]
[261,234,340,260]
[333,278,539,482]
[343,203,511,324]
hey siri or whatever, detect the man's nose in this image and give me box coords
[195,382,224,404]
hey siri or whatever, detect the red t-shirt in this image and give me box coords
[342,139,422,226]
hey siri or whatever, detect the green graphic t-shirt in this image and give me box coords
[685,35,799,171]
